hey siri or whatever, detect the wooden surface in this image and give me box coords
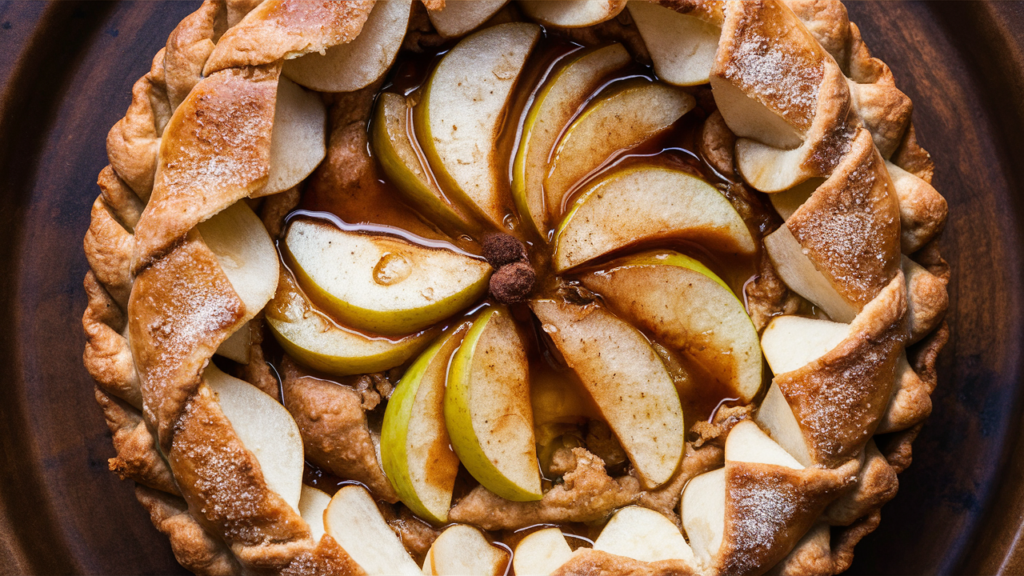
[0,1,1022,574]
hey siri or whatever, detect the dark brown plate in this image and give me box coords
[1,1,1022,574]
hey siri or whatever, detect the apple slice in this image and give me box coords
[513,528,574,576]
[594,506,695,564]
[298,485,331,542]
[282,0,412,92]
[216,320,251,363]
[764,225,859,323]
[425,524,508,575]
[545,81,694,223]
[196,200,279,322]
[372,92,477,235]
[530,299,684,488]
[553,166,755,272]
[755,315,851,467]
[680,468,725,565]
[512,44,631,239]
[627,2,721,86]
[252,77,327,198]
[518,0,627,27]
[725,420,803,469]
[266,272,439,376]
[381,322,471,524]
[284,219,491,336]
[204,364,304,511]
[427,0,511,38]
[324,485,422,575]
[581,250,762,402]
[445,306,543,501]
[769,179,819,222]
[417,23,540,229]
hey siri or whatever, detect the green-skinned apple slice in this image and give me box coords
[513,528,574,576]
[282,0,411,93]
[445,306,542,501]
[381,321,471,524]
[372,92,477,235]
[545,81,694,223]
[518,0,627,28]
[266,271,440,376]
[580,250,763,403]
[416,23,541,229]
[204,364,304,511]
[530,299,684,488]
[427,0,511,38]
[324,485,422,575]
[283,219,491,336]
[424,525,509,576]
[298,485,331,542]
[552,166,756,272]
[627,2,721,86]
[593,506,695,564]
[512,44,631,238]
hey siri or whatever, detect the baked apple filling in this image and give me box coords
[83,1,950,575]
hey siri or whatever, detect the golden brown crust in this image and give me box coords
[129,232,245,449]
[280,358,399,503]
[822,441,897,525]
[449,448,641,531]
[827,510,880,574]
[891,123,935,183]
[776,273,907,467]
[765,523,832,576]
[84,196,134,306]
[82,272,142,407]
[168,385,314,573]
[716,458,859,576]
[135,484,243,576]
[786,129,901,309]
[203,0,375,75]
[280,535,367,576]
[164,0,224,111]
[745,253,805,332]
[98,165,144,232]
[96,386,178,494]
[106,50,170,199]
[554,549,696,576]
[701,110,737,177]
[133,64,279,270]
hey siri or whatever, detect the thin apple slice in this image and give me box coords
[593,506,695,564]
[680,468,725,565]
[252,77,327,198]
[425,524,508,575]
[215,320,251,363]
[445,306,543,501]
[512,44,631,239]
[530,299,684,488]
[759,315,850,375]
[518,0,627,27]
[764,225,859,323]
[725,420,803,469]
[282,0,412,93]
[324,485,422,575]
[553,166,755,272]
[196,200,279,321]
[381,322,471,524]
[755,383,813,468]
[266,271,439,376]
[513,528,574,576]
[627,2,721,86]
[545,81,694,223]
[581,250,762,402]
[427,0,511,38]
[299,485,331,542]
[284,219,491,336]
[373,92,477,235]
[417,22,540,229]
[769,179,819,222]
[204,363,304,511]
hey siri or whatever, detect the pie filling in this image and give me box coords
[82,1,950,574]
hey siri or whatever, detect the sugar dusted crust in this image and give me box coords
[81,0,949,574]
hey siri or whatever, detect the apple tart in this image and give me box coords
[82,0,949,574]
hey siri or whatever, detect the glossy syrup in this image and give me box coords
[278,23,770,571]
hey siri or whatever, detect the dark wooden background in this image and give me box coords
[1,2,1022,574]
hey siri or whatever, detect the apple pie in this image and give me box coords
[82,1,949,574]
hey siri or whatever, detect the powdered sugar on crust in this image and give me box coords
[718,0,825,130]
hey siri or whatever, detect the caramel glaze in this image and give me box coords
[270,24,781,572]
